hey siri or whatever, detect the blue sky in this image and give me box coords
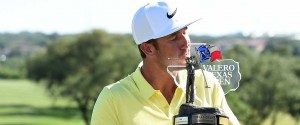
[0,0,299,36]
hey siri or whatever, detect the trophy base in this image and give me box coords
[173,103,229,125]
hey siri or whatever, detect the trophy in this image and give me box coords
[168,43,241,125]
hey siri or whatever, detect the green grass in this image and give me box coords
[1,79,299,125]
[0,79,84,125]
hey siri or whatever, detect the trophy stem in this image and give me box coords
[186,57,195,104]
[173,56,229,125]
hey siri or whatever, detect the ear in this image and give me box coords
[140,43,156,57]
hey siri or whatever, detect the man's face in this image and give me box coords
[154,27,190,67]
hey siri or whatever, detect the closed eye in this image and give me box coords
[170,35,177,41]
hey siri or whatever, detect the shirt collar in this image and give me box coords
[131,62,186,99]
[131,62,156,99]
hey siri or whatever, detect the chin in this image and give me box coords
[166,59,186,66]
[176,59,186,65]
[180,60,187,65]
[178,56,187,64]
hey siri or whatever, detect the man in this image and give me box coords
[91,1,240,125]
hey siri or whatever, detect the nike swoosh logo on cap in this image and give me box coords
[167,8,177,19]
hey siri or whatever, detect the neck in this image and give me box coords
[141,61,177,103]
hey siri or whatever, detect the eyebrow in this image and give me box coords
[167,30,181,38]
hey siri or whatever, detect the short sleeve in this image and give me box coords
[91,87,120,125]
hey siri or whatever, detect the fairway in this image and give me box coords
[0,79,84,125]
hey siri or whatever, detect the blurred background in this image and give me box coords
[0,0,299,125]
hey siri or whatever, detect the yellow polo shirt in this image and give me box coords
[91,64,240,125]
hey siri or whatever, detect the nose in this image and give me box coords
[179,31,190,49]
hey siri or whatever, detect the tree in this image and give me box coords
[285,58,300,125]
[223,45,259,124]
[26,30,140,125]
[224,45,300,125]
[263,36,300,56]
[262,37,300,124]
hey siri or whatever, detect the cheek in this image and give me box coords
[186,35,191,42]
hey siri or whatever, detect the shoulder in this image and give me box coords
[194,69,225,97]
[194,69,219,87]
[103,75,138,96]
[92,77,136,125]
[94,74,138,112]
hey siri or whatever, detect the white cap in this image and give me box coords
[132,1,200,45]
